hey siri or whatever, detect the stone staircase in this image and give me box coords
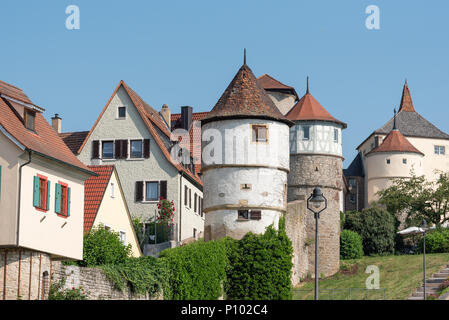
[408,264,449,300]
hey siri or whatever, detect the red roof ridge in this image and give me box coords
[367,129,424,156]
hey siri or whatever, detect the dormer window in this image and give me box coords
[24,109,36,131]
[252,125,268,143]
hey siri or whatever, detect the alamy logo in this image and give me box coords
[365,265,380,289]
[65,5,80,30]
[365,5,380,30]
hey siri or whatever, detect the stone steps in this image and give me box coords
[407,264,449,300]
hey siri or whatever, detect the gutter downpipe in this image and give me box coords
[179,171,183,244]
[17,149,33,246]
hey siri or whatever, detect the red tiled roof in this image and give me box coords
[171,112,209,173]
[399,81,416,112]
[78,81,202,186]
[0,81,93,174]
[285,92,347,128]
[0,80,34,106]
[59,131,89,155]
[202,64,293,126]
[367,129,424,156]
[84,165,114,234]
[257,74,299,100]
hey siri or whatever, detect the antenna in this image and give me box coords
[244,48,246,65]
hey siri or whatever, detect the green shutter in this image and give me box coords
[46,181,51,211]
[33,176,40,207]
[55,183,61,214]
[67,187,71,217]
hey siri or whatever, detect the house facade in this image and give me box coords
[0,80,93,300]
[72,81,204,243]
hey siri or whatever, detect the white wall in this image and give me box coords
[290,121,343,156]
[179,175,204,240]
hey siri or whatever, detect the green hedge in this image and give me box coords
[344,207,395,256]
[159,239,228,300]
[418,228,449,253]
[340,230,363,260]
[225,217,293,300]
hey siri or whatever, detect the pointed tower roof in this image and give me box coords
[201,63,293,126]
[399,80,416,112]
[285,83,347,128]
[367,129,424,156]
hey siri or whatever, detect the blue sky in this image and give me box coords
[1,0,449,166]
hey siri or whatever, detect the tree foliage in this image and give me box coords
[340,230,364,259]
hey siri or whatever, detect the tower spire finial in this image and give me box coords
[393,108,397,130]
[306,76,310,94]
[244,48,246,65]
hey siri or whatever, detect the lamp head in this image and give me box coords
[310,187,325,209]
[420,219,428,229]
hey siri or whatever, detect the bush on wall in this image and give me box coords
[225,216,293,300]
[340,230,363,260]
[344,207,395,256]
[418,228,449,254]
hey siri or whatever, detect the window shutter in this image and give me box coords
[55,183,61,214]
[194,193,197,212]
[135,181,144,202]
[250,210,261,220]
[67,187,71,217]
[115,140,122,159]
[92,141,100,159]
[189,188,191,208]
[121,140,128,158]
[144,139,150,158]
[184,186,188,206]
[46,181,51,211]
[33,176,40,207]
[160,181,167,200]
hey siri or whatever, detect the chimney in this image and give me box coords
[51,114,62,133]
[181,106,193,131]
[160,104,171,128]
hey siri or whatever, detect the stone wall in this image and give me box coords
[51,261,161,300]
[0,249,51,300]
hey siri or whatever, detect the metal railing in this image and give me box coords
[292,288,386,300]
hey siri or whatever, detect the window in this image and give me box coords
[435,145,446,155]
[33,175,49,211]
[119,231,126,245]
[386,159,390,164]
[102,141,114,159]
[184,186,188,206]
[194,193,197,213]
[55,182,71,217]
[238,210,261,220]
[302,126,310,140]
[193,228,197,239]
[348,179,356,188]
[349,194,356,204]
[189,188,192,208]
[130,140,143,158]
[145,182,159,201]
[252,125,268,142]
[403,158,407,164]
[118,106,126,118]
[238,210,249,220]
[24,109,36,131]
[334,129,338,143]
[110,183,115,198]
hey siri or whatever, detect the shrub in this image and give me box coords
[344,207,395,256]
[159,239,228,300]
[225,217,293,300]
[48,279,87,300]
[340,230,363,259]
[418,228,449,253]
[79,224,132,267]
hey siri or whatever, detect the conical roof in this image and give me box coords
[257,74,299,100]
[367,129,423,156]
[201,64,293,126]
[285,91,347,128]
[399,81,416,112]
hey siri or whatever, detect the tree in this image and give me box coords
[377,170,449,227]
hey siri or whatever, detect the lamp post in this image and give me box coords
[307,187,327,301]
[421,219,428,300]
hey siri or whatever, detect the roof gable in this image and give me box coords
[202,64,293,126]
[367,129,424,156]
[257,74,299,100]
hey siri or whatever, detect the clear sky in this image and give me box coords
[2,0,449,166]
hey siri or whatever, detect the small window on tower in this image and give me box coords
[386,159,390,164]
[302,126,310,140]
[238,210,249,220]
[334,129,338,143]
[252,125,268,143]
[403,158,407,164]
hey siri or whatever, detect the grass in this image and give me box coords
[292,253,449,300]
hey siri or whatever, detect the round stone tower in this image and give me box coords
[286,82,347,278]
[201,60,294,241]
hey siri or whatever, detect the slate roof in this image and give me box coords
[59,131,89,155]
[0,80,93,175]
[201,64,293,126]
[367,129,424,156]
[343,152,365,177]
[84,165,114,234]
[257,74,299,100]
[286,91,347,128]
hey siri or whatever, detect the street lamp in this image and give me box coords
[421,219,428,300]
[307,187,327,301]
